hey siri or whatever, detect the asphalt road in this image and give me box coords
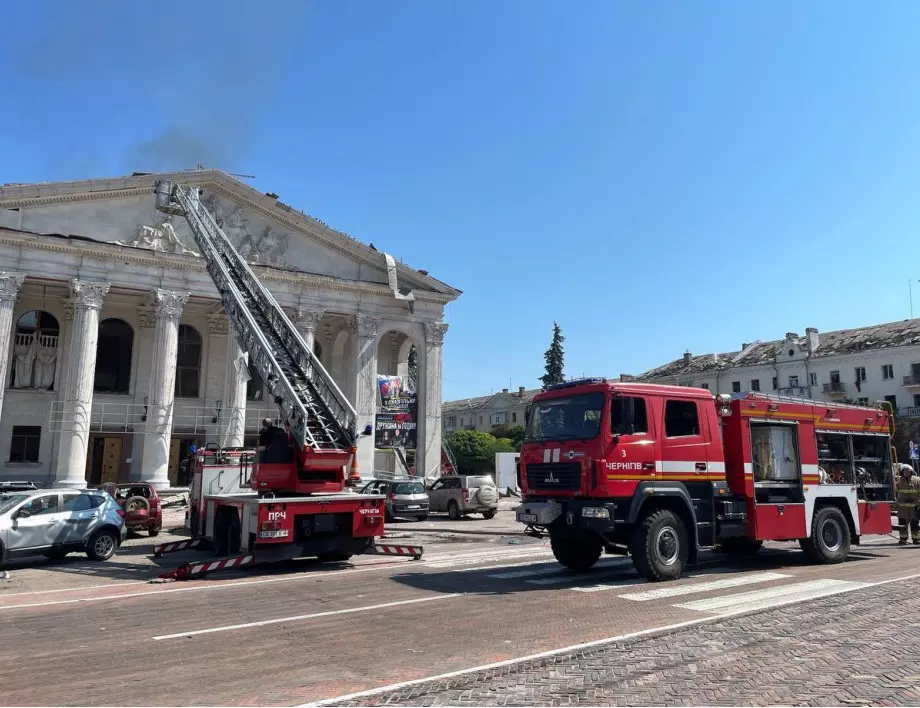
[1,508,917,706]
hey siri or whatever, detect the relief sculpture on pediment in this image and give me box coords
[118,218,199,257]
[222,206,289,268]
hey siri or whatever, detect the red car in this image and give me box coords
[99,483,162,536]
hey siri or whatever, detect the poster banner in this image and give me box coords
[375,375,417,449]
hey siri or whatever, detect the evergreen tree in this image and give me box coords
[540,322,565,390]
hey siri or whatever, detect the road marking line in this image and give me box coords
[493,558,633,580]
[426,549,553,568]
[0,580,148,598]
[304,571,920,707]
[152,593,461,640]
[525,560,636,585]
[614,572,790,600]
[675,579,869,615]
[458,558,560,573]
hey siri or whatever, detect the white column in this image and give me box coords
[294,306,325,355]
[223,322,248,448]
[350,313,380,479]
[139,289,189,489]
[53,279,110,488]
[420,321,448,481]
[0,273,24,423]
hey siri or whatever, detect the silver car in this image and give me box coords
[427,474,500,520]
[0,488,127,565]
[358,479,429,521]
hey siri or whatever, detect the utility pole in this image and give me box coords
[912,279,917,319]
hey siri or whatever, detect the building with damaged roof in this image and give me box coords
[0,169,460,488]
[630,319,920,418]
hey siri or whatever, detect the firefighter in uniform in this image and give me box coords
[895,463,920,545]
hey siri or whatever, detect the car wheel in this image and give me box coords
[86,529,119,561]
[149,526,160,537]
[482,509,497,520]
[448,500,461,520]
[416,514,428,522]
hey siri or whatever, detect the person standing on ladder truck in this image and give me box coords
[896,462,920,545]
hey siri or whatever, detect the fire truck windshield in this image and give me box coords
[524,392,605,442]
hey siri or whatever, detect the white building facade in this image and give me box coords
[0,170,459,489]
[632,322,920,418]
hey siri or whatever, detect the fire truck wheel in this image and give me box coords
[800,506,850,564]
[630,508,689,582]
[550,534,602,572]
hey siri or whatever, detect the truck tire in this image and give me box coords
[630,508,689,582]
[799,506,850,564]
[317,551,353,563]
[550,534,602,572]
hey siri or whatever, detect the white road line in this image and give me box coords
[0,579,148,598]
[426,549,553,569]
[675,579,870,615]
[614,572,790,600]
[525,561,636,585]
[152,593,460,640]
[492,558,633,580]
[458,557,559,573]
[303,571,920,707]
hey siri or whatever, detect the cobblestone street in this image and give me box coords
[329,578,920,707]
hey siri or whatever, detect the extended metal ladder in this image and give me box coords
[154,181,357,453]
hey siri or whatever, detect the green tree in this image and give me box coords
[446,430,515,474]
[540,321,565,390]
[490,424,526,451]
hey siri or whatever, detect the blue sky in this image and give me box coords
[3,2,920,401]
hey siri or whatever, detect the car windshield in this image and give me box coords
[525,392,605,442]
[0,493,31,515]
[393,482,425,495]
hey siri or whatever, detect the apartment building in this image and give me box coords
[443,386,541,434]
[630,318,920,418]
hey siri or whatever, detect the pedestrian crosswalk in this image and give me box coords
[389,543,872,620]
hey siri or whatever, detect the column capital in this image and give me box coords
[64,280,110,320]
[139,289,189,327]
[293,306,325,332]
[207,312,229,335]
[424,321,449,346]
[0,273,25,303]
[350,313,381,340]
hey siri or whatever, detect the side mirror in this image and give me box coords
[15,507,31,519]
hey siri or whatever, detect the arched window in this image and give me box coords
[12,310,60,390]
[246,363,263,401]
[94,319,134,394]
[175,325,202,398]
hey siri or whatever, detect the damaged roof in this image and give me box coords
[640,317,920,380]
[443,388,543,414]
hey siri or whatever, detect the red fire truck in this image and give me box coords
[150,181,421,579]
[515,378,896,582]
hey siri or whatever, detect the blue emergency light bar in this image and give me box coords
[548,377,607,391]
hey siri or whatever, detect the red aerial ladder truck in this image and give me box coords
[151,181,421,579]
[515,378,896,582]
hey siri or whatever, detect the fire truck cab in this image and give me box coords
[515,378,896,581]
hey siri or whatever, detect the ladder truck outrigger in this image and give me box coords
[516,379,898,582]
[151,181,422,580]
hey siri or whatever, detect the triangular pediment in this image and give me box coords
[0,170,459,298]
